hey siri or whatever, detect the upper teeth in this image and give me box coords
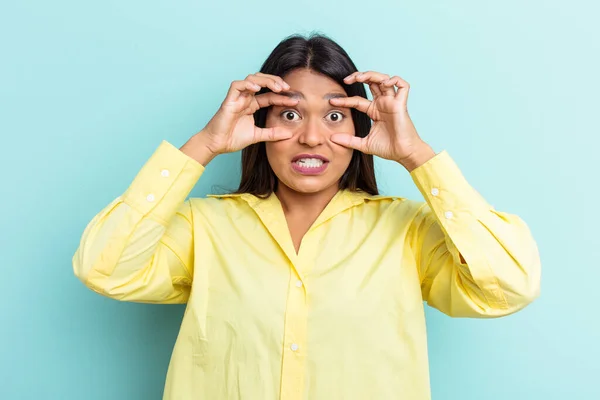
[296,158,324,168]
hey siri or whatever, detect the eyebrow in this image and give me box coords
[279,91,347,100]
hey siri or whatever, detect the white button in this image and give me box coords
[146,194,155,202]
[444,211,453,219]
[290,343,299,351]
[431,188,439,196]
[161,169,170,177]
[295,280,303,288]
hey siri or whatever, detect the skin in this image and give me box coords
[180,68,436,253]
[263,69,356,250]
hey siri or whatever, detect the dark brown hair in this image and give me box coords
[235,33,378,197]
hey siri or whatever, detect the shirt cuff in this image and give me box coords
[409,150,491,222]
[123,140,205,224]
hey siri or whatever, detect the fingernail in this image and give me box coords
[274,83,282,90]
[283,82,290,89]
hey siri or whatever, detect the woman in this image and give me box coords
[73,33,541,400]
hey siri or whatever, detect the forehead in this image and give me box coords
[281,68,346,98]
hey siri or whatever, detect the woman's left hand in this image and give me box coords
[329,71,436,171]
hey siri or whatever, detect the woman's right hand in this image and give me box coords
[180,73,299,166]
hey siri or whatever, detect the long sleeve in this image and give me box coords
[407,151,541,318]
[72,140,204,304]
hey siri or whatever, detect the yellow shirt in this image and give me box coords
[72,140,541,400]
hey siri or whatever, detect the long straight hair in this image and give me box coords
[235,33,378,197]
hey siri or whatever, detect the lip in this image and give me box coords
[291,154,330,175]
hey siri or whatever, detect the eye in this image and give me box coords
[280,110,301,122]
[326,111,346,123]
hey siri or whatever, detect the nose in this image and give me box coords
[297,118,326,147]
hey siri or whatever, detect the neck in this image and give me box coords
[275,182,340,216]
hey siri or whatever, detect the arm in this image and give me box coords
[72,140,204,304]
[327,70,540,317]
[73,72,301,303]
[407,151,541,318]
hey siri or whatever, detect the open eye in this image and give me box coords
[326,111,346,123]
[280,110,301,122]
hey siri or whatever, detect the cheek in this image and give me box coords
[337,148,354,168]
[265,142,288,167]
[339,113,355,134]
[328,141,353,171]
[335,118,355,166]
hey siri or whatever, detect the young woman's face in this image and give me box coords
[265,68,355,195]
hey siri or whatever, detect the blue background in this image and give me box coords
[1,0,598,399]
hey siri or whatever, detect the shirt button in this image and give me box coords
[431,188,439,196]
[290,343,299,351]
[146,194,155,202]
[444,211,453,219]
[161,169,170,177]
[295,280,303,288]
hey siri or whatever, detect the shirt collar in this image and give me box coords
[206,190,403,268]
[207,190,401,212]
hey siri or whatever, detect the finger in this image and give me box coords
[246,74,288,93]
[368,83,382,98]
[252,126,293,144]
[329,96,372,114]
[254,92,300,109]
[378,78,397,97]
[345,71,395,97]
[343,71,362,84]
[330,133,368,153]
[254,72,291,91]
[358,71,395,96]
[226,80,262,103]
[385,75,410,105]
[344,70,390,85]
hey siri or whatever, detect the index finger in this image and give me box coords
[329,96,372,114]
[344,70,390,84]
[255,72,291,90]
[254,92,300,109]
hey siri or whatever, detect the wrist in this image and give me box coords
[180,132,218,167]
[397,142,436,172]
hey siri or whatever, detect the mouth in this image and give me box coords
[291,154,330,175]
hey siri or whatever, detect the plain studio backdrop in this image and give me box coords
[1,1,598,399]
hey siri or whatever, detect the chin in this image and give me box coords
[281,176,337,195]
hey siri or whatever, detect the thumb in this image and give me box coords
[253,126,293,144]
[330,133,367,153]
